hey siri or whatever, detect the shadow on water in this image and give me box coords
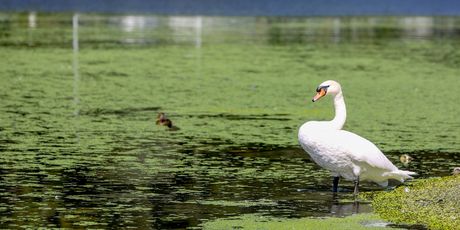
[80,106,162,117]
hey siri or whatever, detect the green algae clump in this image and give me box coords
[202,213,401,230]
[373,176,460,230]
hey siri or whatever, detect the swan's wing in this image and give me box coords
[322,130,398,171]
[337,130,397,171]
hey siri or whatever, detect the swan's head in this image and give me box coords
[312,80,342,102]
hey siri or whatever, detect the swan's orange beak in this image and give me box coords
[312,88,327,102]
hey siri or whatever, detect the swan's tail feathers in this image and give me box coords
[383,170,417,182]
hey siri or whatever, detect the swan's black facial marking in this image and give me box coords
[312,85,329,102]
[316,85,330,93]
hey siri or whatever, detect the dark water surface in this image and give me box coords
[1,13,460,229]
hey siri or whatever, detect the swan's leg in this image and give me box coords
[353,176,360,196]
[332,176,340,193]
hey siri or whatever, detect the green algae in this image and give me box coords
[201,213,404,230]
[2,41,459,153]
[373,176,460,230]
[1,13,460,229]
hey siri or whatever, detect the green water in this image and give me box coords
[1,13,459,228]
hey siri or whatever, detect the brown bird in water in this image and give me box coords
[156,112,179,130]
[399,154,413,167]
[156,112,172,128]
[452,167,460,176]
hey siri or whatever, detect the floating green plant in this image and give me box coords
[373,176,460,230]
[201,213,404,230]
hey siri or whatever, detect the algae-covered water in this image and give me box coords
[1,13,460,229]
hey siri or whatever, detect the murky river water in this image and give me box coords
[1,13,460,228]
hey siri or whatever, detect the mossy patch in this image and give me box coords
[201,213,403,230]
[373,176,460,230]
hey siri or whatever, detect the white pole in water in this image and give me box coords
[72,13,80,117]
[332,18,341,43]
[195,16,202,48]
[27,11,36,46]
[194,16,202,80]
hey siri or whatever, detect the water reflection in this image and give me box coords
[1,14,460,47]
[330,200,372,216]
[28,12,36,28]
[114,16,460,45]
[27,12,37,46]
[118,16,159,44]
[121,16,149,32]
[332,18,341,43]
[401,17,434,37]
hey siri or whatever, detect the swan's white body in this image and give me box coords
[298,80,415,187]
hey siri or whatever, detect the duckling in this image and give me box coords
[156,112,180,131]
[399,154,413,167]
[156,112,172,128]
[452,167,460,176]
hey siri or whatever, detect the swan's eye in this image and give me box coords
[316,85,330,92]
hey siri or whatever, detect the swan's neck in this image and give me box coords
[330,91,346,129]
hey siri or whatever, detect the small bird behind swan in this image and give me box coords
[399,154,413,167]
[452,167,460,176]
[298,80,416,195]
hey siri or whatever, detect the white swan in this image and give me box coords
[298,80,416,195]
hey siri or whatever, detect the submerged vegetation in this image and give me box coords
[373,176,460,230]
